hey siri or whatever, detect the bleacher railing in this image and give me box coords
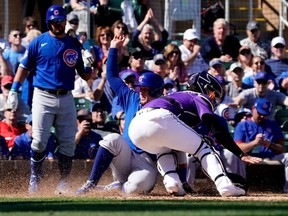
[279,0,288,37]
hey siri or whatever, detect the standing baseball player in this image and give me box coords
[76,36,165,195]
[6,5,93,194]
[129,71,261,196]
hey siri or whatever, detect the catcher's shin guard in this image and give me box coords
[157,152,185,195]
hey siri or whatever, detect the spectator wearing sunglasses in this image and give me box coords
[240,21,270,60]
[2,29,26,75]
[265,36,288,78]
[232,71,288,120]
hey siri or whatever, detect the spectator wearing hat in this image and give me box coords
[240,21,270,59]
[21,16,39,48]
[208,60,225,77]
[232,71,288,119]
[75,109,102,160]
[91,103,119,135]
[0,75,30,120]
[10,114,55,160]
[164,43,188,84]
[201,18,241,64]
[179,28,208,77]
[120,47,153,82]
[226,62,251,99]
[265,36,288,78]
[163,78,177,96]
[234,98,288,193]
[151,54,167,79]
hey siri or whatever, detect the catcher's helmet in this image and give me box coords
[187,71,223,107]
[134,72,164,97]
[46,5,66,28]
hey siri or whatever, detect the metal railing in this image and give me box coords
[279,0,288,37]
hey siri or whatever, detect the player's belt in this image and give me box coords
[37,87,69,95]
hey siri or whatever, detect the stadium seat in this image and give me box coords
[74,98,92,111]
[275,109,288,128]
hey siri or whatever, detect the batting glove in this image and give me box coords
[7,91,18,111]
[82,50,94,67]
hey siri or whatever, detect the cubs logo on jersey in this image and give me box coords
[63,49,78,67]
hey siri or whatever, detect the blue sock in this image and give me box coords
[88,146,114,184]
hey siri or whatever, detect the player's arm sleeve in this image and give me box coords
[106,48,127,94]
[202,113,244,158]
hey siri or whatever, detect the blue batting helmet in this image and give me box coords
[187,71,223,107]
[46,5,66,27]
[134,72,164,97]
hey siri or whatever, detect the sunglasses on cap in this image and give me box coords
[256,79,268,85]
[50,18,65,23]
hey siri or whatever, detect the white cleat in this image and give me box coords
[55,180,71,195]
[164,173,186,196]
[219,185,246,197]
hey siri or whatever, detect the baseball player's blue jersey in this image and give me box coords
[106,48,143,153]
[234,118,284,158]
[19,32,85,90]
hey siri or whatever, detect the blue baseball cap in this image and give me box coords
[254,98,271,116]
[209,60,223,68]
[254,71,269,81]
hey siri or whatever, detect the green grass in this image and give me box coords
[0,197,288,216]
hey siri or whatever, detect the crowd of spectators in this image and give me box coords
[1,1,288,194]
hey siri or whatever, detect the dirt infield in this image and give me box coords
[1,160,288,201]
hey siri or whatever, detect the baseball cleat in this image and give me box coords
[76,180,95,195]
[103,181,122,191]
[219,185,246,197]
[55,180,71,195]
[28,175,40,194]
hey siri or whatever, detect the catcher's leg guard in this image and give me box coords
[29,150,46,193]
[193,140,245,197]
[157,152,185,196]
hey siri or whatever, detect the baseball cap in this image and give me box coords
[1,75,14,86]
[229,62,243,72]
[92,103,104,112]
[67,13,79,21]
[131,47,145,59]
[25,114,32,125]
[120,71,136,80]
[209,60,223,68]
[183,28,199,40]
[215,75,229,85]
[164,78,176,87]
[254,98,271,116]
[246,21,260,31]
[254,71,269,81]
[271,36,286,47]
[153,54,166,65]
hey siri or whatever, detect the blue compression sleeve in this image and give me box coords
[11,81,21,92]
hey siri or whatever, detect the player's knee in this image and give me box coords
[31,140,47,153]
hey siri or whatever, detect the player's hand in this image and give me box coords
[241,154,262,164]
[6,91,18,111]
[110,35,126,49]
[82,50,94,67]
